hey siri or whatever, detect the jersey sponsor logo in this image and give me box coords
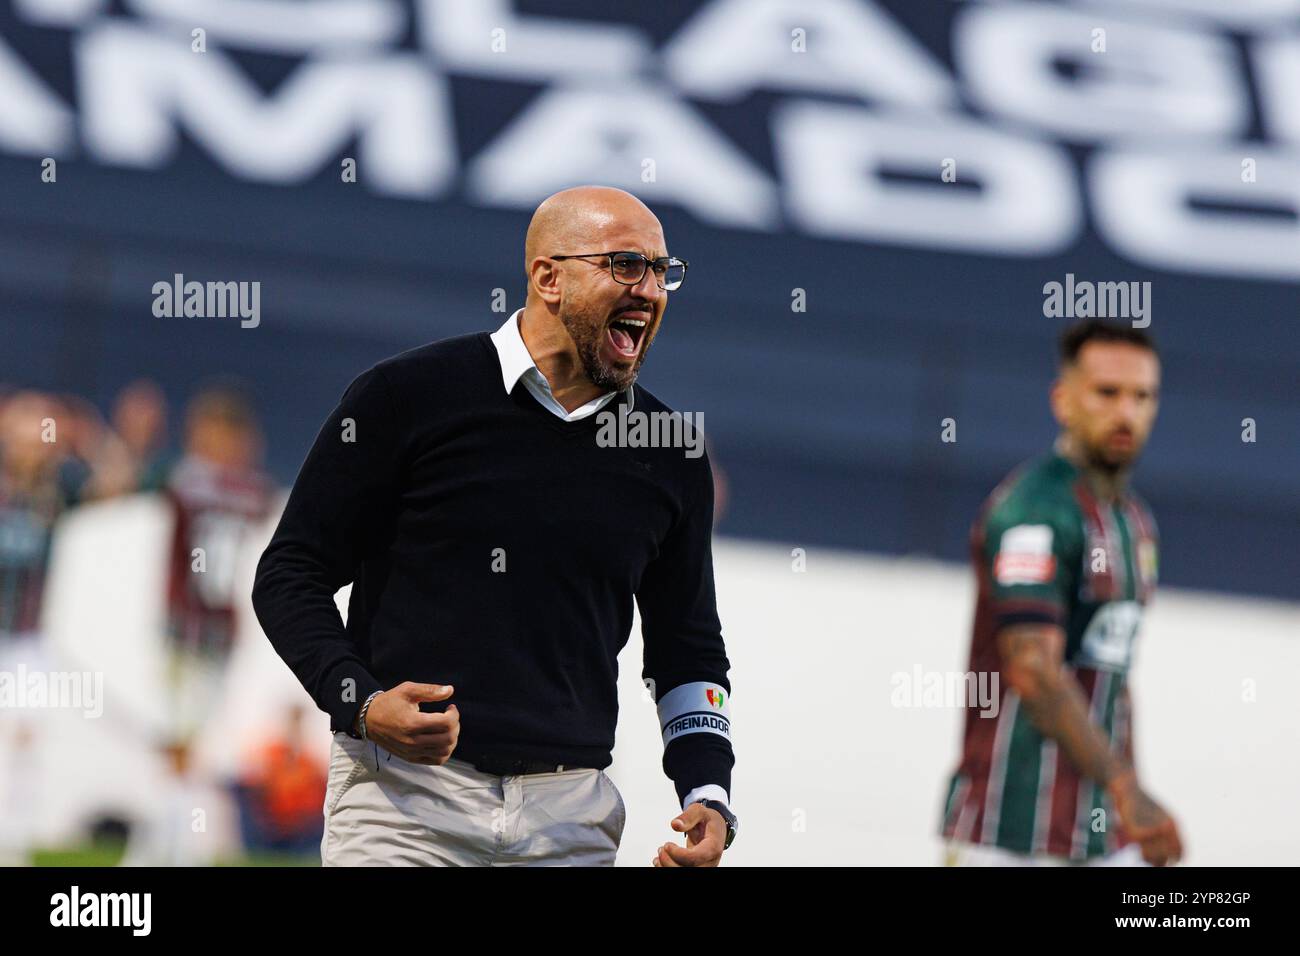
[1077,600,1143,671]
[994,524,1056,585]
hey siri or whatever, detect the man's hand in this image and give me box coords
[1108,770,1183,866]
[356,682,459,765]
[653,802,726,867]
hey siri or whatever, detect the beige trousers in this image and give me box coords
[321,733,626,866]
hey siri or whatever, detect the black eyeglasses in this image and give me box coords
[550,251,688,291]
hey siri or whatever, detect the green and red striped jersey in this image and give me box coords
[941,451,1158,860]
[0,464,82,638]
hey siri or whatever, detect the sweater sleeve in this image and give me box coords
[636,441,735,809]
[251,366,404,733]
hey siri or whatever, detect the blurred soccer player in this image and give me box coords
[0,391,86,863]
[123,384,272,865]
[87,379,173,497]
[162,384,271,683]
[941,320,1182,867]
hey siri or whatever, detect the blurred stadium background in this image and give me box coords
[0,0,1296,865]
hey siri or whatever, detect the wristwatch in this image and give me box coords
[695,798,738,850]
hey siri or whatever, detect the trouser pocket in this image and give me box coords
[598,770,627,845]
[326,734,371,817]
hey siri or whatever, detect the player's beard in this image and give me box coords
[1083,427,1141,473]
[558,299,648,393]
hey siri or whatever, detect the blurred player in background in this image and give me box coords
[0,392,84,639]
[162,384,271,679]
[123,383,272,865]
[0,391,87,863]
[83,379,174,498]
[941,319,1182,867]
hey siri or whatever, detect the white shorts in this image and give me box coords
[322,734,627,867]
[944,840,1148,867]
[0,633,46,729]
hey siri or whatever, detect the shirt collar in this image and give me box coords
[489,309,540,396]
[488,308,622,406]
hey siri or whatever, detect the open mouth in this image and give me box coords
[607,311,649,359]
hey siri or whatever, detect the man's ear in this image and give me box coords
[1049,375,1069,430]
[529,257,563,306]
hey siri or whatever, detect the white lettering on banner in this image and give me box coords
[955,2,1248,142]
[0,0,1295,280]
[123,0,406,53]
[78,23,455,195]
[1090,145,1300,283]
[418,0,650,79]
[12,0,107,27]
[467,84,779,230]
[1073,0,1300,29]
[0,36,74,153]
[1254,35,1300,145]
[776,102,1080,255]
[664,0,955,107]
[17,0,405,50]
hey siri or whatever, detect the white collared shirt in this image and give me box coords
[489,309,617,421]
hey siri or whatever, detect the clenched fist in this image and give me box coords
[1108,769,1183,866]
[355,682,460,765]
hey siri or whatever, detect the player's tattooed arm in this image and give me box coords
[997,624,1123,785]
[997,624,1183,865]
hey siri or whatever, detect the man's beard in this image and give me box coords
[559,302,647,392]
[1084,431,1140,473]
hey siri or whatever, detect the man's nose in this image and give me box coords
[1115,393,1141,422]
[629,266,664,301]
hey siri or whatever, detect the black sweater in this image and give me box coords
[251,332,733,802]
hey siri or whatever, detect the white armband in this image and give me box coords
[657,681,731,748]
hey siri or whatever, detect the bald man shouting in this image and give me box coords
[253,187,737,867]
